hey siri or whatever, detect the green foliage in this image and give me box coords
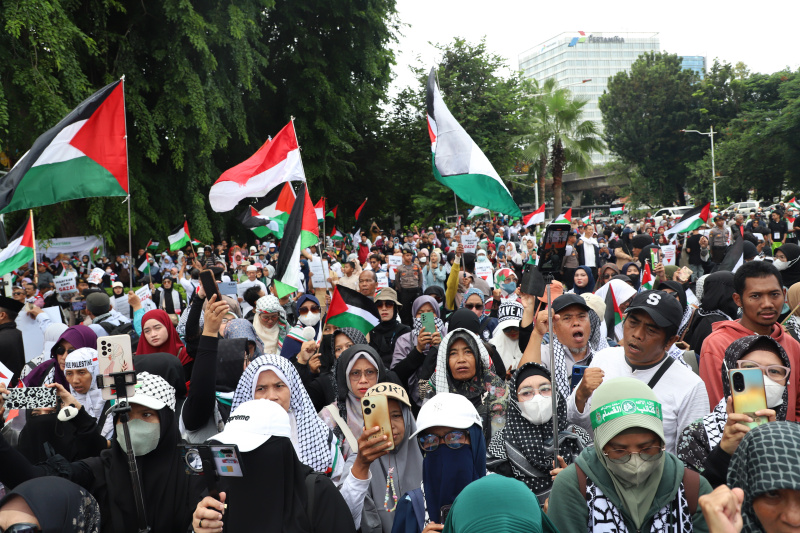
[0,0,398,248]
[600,51,701,206]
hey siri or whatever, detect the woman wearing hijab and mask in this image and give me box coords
[487,363,590,503]
[392,296,446,410]
[63,348,105,421]
[774,243,800,287]
[621,262,641,290]
[427,328,508,444]
[678,336,786,487]
[253,294,288,353]
[192,399,356,533]
[548,377,711,531]
[569,266,596,296]
[391,393,486,533]
[488,300,525,375]
[0,372,205,533]
[20,323,69,380]
[0,477,101,533]
[295,294,323,339]
[685,271,738,354]
[460,288,498,342]
[505,242,523,280]
[24,325,98,388]
[370,289,412,367]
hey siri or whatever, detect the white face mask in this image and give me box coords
[764,377,786,408]
[300,311,321,327]
[116,419,160,456]
[774,259,789,271]
[517,394,553,425]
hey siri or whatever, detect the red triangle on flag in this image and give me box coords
[355,198,368,221]
[301,186,319,237]
[20,215,34,249]
[276,182,297,213]
[69,81,128,193]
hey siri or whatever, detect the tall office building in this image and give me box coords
[681,55,707,80]
[519,32,660,165]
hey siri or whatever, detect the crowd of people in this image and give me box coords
[0,205,799,532]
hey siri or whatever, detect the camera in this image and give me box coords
[732,371,745,392]
[362,398,373,415]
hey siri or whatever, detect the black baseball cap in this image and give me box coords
[551,293,590,314]
[625,290,683,330]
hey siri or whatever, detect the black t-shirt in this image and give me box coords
[686,234,703,265]
[768,220,787,242]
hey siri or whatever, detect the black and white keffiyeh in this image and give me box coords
[549,309,609,400]
[231,354,333,472]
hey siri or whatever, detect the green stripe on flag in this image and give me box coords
[300,229,318,250]
[431,155,521,217]
[273,279,297,299]
[0,248,33,277]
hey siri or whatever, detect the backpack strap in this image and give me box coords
[647,356,675,390]
[305,471,321,526]
[575,463,589,501]
[682,467,700,515]
[324,405,358,452]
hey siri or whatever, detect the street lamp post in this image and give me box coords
[681,126,717,208]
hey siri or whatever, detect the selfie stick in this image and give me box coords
[110,372,151,533]
[547,283,560,489]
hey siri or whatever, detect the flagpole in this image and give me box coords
[121,75,134,290]
[29,210,38,284]
[184,214,198,261]
[453,191,459,226]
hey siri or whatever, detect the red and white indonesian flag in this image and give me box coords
[209,122,306,212]
[523,203,546,227]
[426,68,521,217]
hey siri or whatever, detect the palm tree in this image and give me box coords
[520,82,605,216]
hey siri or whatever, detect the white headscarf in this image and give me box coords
[63,348,105,420]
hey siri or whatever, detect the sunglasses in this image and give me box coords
[465,303,483,311]
[376,300,395,309]
[55,345,76,356]
[418,430,468,452]
[1,524,41,533]
[297,305,321,316]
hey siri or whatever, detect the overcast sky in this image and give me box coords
[390,0,799,94]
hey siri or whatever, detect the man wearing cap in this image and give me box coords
[237,265,267,316]
[549,377,711,531]
[567,290,709,454]
[0,296,25,386]
[85,291,131,330]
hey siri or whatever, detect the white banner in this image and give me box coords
[461,235,478,254]
[36,235,105,262]
[661,245,677,266]
[387,256,402,281]
[54,273,78,297]
[475,262,493,281]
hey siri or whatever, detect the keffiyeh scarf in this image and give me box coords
[549,309,609,399]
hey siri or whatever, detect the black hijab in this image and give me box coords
[215,338,247,420]
[776,244,800,287]
[0,476,100,532]
[369,302,411,368]
[659,280,687,311]
[133,353,188,400]
[17,412,78,464]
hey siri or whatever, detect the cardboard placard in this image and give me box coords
[219,281,238,296]
[87,267,105,286]
[309,258,332,289]
[461,234,478,254]
[475,262,493,281]
[376,271,389,288]
[387,256,402,281]
[54,274,78,297]
[661,245,677,266]
[135,285,152,302]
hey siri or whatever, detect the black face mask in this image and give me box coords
[319,334,335,374]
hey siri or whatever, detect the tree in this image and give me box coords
[599,52,701,206]
[520,82,604,216]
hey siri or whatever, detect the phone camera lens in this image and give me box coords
[363,399,370,406]
[733,372,745,393]
[364,408,372,415]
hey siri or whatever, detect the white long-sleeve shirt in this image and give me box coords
[567,346,709,454]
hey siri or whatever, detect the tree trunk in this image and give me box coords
[538,155,547,209]
[675,182,686,206]
[552,140,565,216]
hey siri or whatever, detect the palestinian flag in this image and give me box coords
[191,237,201,246]
[523,204,546,227]
[468,206,490,219]
[273,185,319,298]
[640,262,654,291]
[314,198,325,223]
[168,221,193,251]
[0,80,128,214]
[609,285,625,340]
[713,226,744,273]
[581,214,592,225]
[138,260,151,275]
[237,204,281,235]
[355,198,368,221]
[330,226,344,241]
[665,203,710,238]
[326,205,338,218]
[789,197,800,210]
[552,208,572,224]
[209,121,305,212]
[610,205,624,216]
[326,285,380,336]
[242,182,296,239]
[89,246,103,264]
[0,215,34,277]
[426,68,521,217]
[146,239,159,250]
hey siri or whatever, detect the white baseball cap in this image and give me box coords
[210,399,291,452]
[107,371,176,413]
[409,392,482,439]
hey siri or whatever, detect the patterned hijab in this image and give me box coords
[728,421,800,532]
[223,318,264,357]
[231,354,333,472]
[0,477,100,532]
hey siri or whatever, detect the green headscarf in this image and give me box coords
[590,377,666,529]
[442,475,559,533]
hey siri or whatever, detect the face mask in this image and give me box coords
[477,255,488,263]
[300,311,321,327]
[604,453,662,487]
[501,282,517,294]
[764,377,786,408]
[518,394,552,425]
[774,259,789,271]
[116,419,161,456]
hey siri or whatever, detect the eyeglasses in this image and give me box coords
[603,274,613,280]
[418,430,468,452]
[430,295,443,303]
[517,385,552,400]
[349,369,377,381]
[736,360,791,380]
[376,301,395,309]
[221,318,230,324]
[258,312,280,323]
[55,345,76,356]
[465,303,483,311]
[297,305,321,316]
[603,445,665,464]
[1,524,42,533]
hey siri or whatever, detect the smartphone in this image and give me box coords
[571,365,588,392]
[199,269,221,301]
[3,387,57,410]
[179,444,245,477]
[650,249,659,267]
[420,311,436,335]
[729,368,769,429]
[71,300,86,311]
[361,394,394,452]
[97,335,135,400]
[440,505,452,523]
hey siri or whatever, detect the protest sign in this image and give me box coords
[475,262,493,281]
[387,256,402,281]
[661,245,677,266]
[376,272,389,289]
[54,274,78,297]
[135,285,152,302]
[461,235,478,254]
[219,281,238,296]
[87,268,105,286]
[309,258,332,289]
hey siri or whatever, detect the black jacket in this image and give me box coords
[0,322,25,386]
